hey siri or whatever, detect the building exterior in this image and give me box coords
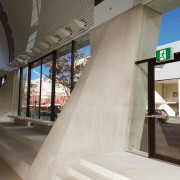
[0,0,180,179]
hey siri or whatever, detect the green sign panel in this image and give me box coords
[156,48,174,62]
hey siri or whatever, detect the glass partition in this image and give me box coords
[40,55,53,120]
[29,60,41,119]
[19,67,28,116]
[154,62,180,160]
[54,44,72,120]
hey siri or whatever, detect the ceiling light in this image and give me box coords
[7,63,16,68]
[45,36,59,44]
[19,55,29,60]
[31,47,42,54]
[14,58,25,66]
[55,28,71,38]
[68,19,85,31]
[26,50,34,57]
[37,42,50,50]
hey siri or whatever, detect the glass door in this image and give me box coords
[153,61,180,164]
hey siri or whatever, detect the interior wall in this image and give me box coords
[0,21,9,70]
[26,5,161,180]
[0,71,18,121]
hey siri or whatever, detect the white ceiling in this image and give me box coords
[147,0,180,14]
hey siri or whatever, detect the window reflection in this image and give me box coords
[20,67,28,116]
[54,44,71,120]
[74,34,91,85]
[40,55,53,120]
[29,60,41,119]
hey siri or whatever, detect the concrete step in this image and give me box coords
[68,164,111,180]
[0,132,37,179]
[80,152,180,180]
[0,122,48,152]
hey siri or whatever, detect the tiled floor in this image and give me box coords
[0,157,22,180]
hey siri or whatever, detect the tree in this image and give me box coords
[44,48,90,97]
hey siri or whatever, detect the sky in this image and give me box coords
[158,7,180,46]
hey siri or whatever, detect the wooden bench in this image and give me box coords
[8,115,54,132]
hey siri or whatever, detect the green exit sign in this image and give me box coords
[156,47,174,62]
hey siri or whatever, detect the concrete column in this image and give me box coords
[26,5,161,180]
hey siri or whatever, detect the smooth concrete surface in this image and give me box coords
[0,71,19,121]
[80,152,180,180]
[26,5,161,180]
[0,122,48,179]
[0,123,48,152]
[94,0,134,27]
[129,5,161,151]
[0,157,22,180]
[0,21,9,71]
[69,165,111,180]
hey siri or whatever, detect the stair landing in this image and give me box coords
[69,152,180,180]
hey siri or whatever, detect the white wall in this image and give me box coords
[94,0,134,27]
[0,21,9,71]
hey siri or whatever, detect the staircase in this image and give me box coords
[0,122,48,179]
[68,152,180,180]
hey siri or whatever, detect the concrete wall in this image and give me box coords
[94,0,134,27]
[26,5,161,180]
[129,5,161,152]
[0,70,19,121]
[0,21,9,71]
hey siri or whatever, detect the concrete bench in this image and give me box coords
[8,115,54,132]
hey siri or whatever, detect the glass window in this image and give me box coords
[19,67,28,116]
[29,60,41,119]
[74,34,91,85]
[40,55,53,120]
[54,44,72,120]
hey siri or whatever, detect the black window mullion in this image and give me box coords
[18,68,23,115]
[71,40,75,92]
[26,63,31,117]
[51,50,56,121]
[39,59,42,119]
[0,77,2,87]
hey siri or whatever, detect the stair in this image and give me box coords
[0,122,48,179]
[69,165,110,180]
[68,152,180,180]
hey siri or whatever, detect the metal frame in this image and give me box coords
[51,50,56,121]
[71,40,75,92]
[18,34,89,121]
[18,67,23,115]
[136,52,180,165]
[39,59,43,119]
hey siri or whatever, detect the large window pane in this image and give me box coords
[20,67,28,116]
[29,60,41,119]
[54,44,71,120]
[155,62,180,160]
[40,55,53,120]
[74,34,91,85]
